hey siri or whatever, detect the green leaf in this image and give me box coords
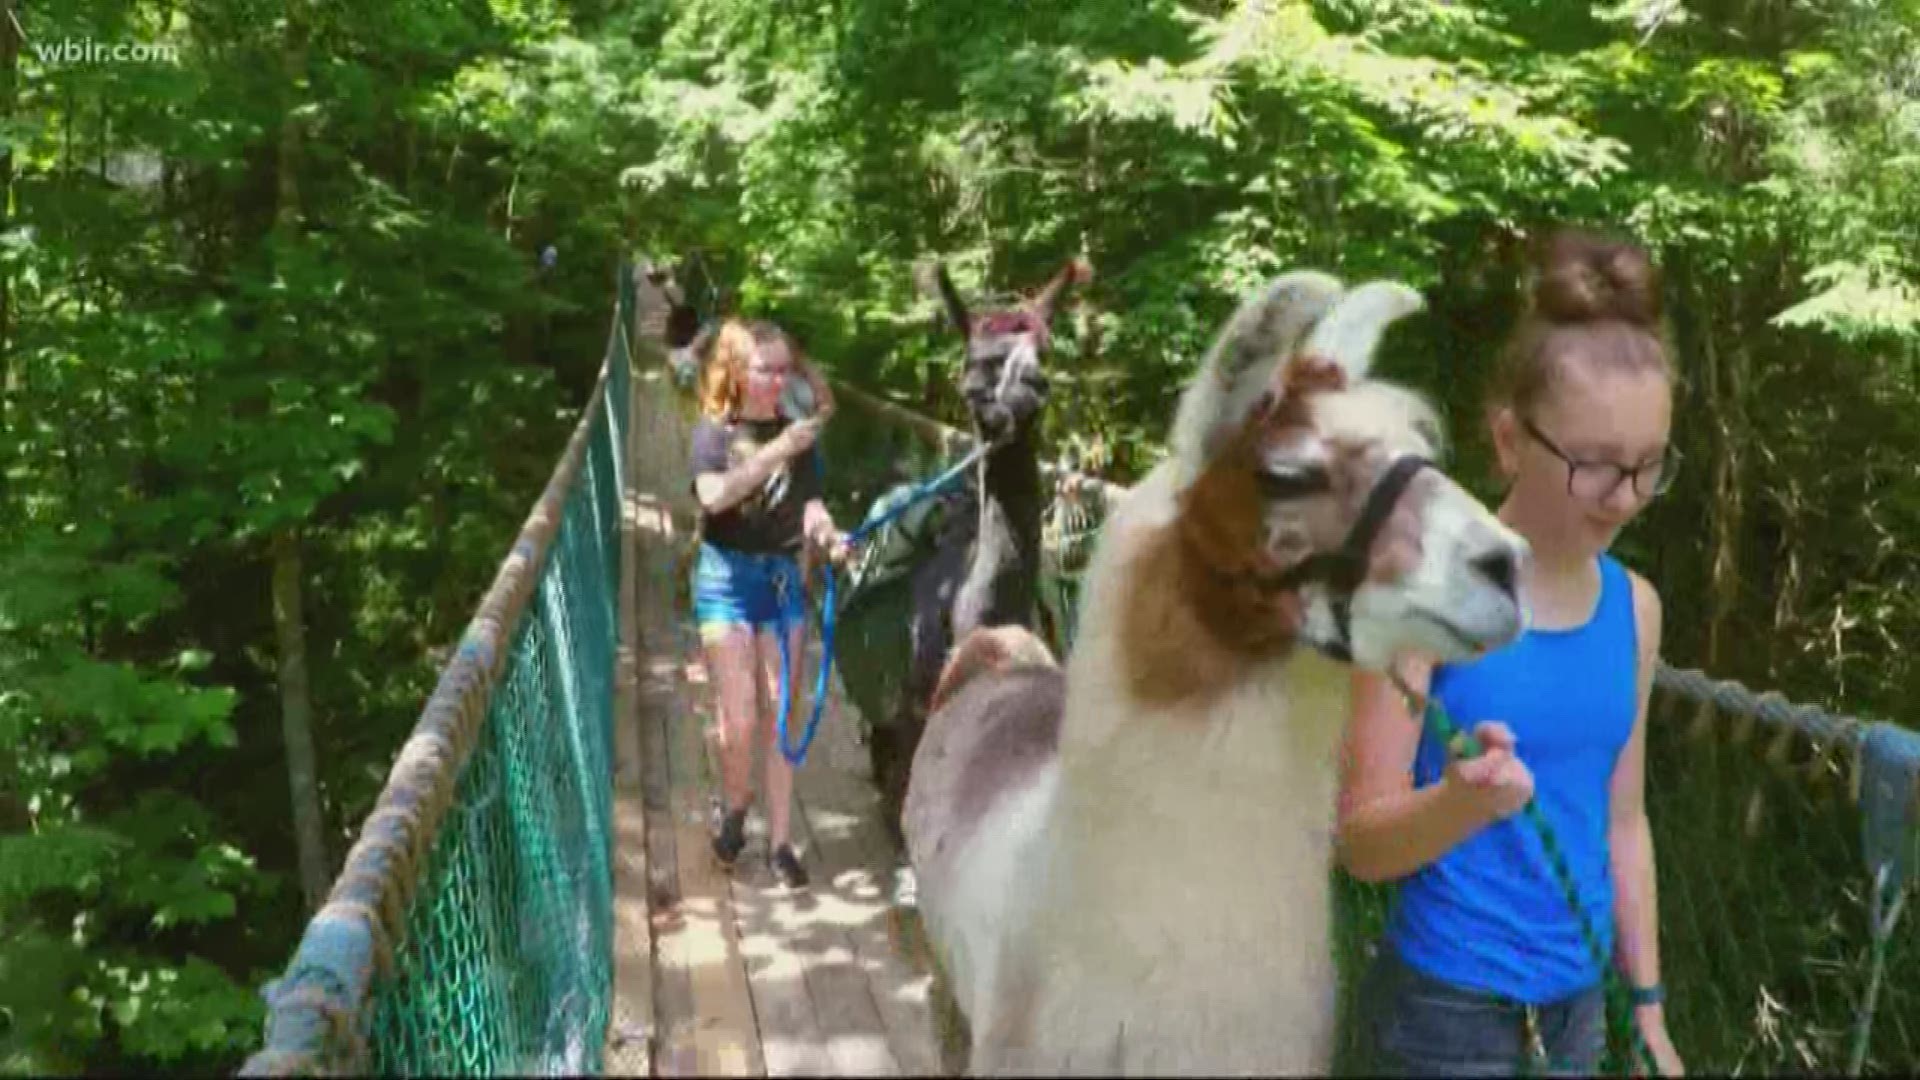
[1773,261,1920,342]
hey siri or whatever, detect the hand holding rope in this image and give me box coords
[1385,669,1664,1077]
[772,438,1001,766]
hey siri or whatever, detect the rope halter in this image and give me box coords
[1242,453,1436,664]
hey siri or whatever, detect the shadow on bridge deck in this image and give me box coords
[606,344,945,1077]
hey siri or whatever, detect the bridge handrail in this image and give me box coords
[828,378,1127,506]
[238,266,637,1076]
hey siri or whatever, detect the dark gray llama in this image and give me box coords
[861,257,1088,844]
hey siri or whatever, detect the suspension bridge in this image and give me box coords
[237,265,1919,1077]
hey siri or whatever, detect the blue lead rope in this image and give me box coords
[772,441,997,766]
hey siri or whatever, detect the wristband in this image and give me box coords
[1628,983,1665,1007]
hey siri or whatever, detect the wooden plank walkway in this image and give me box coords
[606,299,946,1077]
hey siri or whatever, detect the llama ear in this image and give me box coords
[1294,279,1424,384]
[1170,270,1344,476]
[933,263,972,340]
[1028,257,1093,327]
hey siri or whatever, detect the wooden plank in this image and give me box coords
[631,495,681,659]
[785,796,902,1076]
[819,785,946,1075]
[671,805,765,1078]
[669,562,842,1077]
[730,865,836,1076]
[639,654,674,813]
[606,466,655,1074]
[647,804,695,1077]
[830,730,947,1067]
[793,792,924,1074]
[764,649,922,1077]
[640,644,697,1076]
[663,627,765,1079]
[841,821,950,1078]
[635,516,704,1077]
[797,658,947,1077]
[663,604,711,800]
[609,794,656,1076]
[607,361,654,1076]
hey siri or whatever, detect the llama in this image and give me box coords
[853,257,1089,842]
[903,270,1533,1075]
[634,257,709,388]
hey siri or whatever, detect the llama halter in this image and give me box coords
[1243,452,1437,664]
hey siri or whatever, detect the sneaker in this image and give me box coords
[769,843,810,890]
[711,804,748,867]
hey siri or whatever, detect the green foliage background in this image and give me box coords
[2,0,1916,1073]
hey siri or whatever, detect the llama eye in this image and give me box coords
[1256,463,1332,500]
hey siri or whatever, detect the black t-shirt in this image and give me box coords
[690,417,824,555]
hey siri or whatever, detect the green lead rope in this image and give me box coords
[1393,676,1662,1077]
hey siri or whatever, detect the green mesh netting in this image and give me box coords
[1632,705,1918,1074]
[240,271,633,1077]
[363,436,619,1075]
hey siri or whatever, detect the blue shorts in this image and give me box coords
[691,541,806,632]
[1360,942,1606,1077]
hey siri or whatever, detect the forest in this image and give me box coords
[2,0,1916,1073]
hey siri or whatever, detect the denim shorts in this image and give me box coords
[1360,943,1606,1077]
[690,541,806,632]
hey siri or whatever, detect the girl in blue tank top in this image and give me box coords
[1336,229,1687,1077]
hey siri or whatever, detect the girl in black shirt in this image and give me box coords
[688,318,845,888]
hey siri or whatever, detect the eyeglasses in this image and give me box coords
[1521,417,1679,502]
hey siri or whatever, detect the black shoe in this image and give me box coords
[711,804,748,866]
[769,843,810,890]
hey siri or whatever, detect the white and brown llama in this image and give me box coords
[903,270,1533,1075]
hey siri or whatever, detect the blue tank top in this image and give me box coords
[1384,554,1641,1004]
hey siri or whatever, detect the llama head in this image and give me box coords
[640,257,680,297]
[1168,272,1530,671]
[928,257,1091,444]
[640,258,689,314]
[638,257,705,351]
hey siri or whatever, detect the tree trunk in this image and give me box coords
[1698,273,1747,675]
[271,3,330,914]
[0,0,16,512]
[273,531,330,912]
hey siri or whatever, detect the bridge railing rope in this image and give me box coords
[238,266,640,1077]
[827,375,1920,1076]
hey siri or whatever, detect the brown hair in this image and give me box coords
[1488,228,1673,416]
[697,318,802,420]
